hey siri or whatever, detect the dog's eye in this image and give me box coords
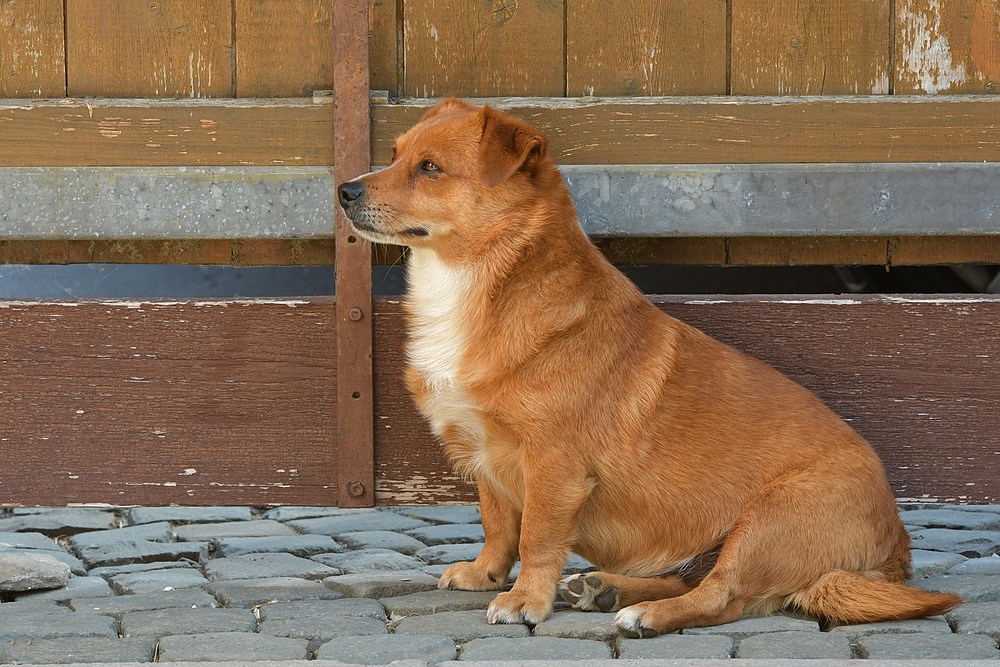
[420,160,440,173]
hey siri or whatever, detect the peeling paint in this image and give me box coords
[899,0,969,93]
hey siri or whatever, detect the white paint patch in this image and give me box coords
[180,469,197,476]
[899,0,969,93]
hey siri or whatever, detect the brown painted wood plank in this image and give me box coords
[0,0,65,97]
[2,297,999,506]
[566,0,726,96]
[731,0,891,94]
[4,237,999,269]
[896,0,1000,94]
[0,240,409,267]
[0,300,337,506]
[402,0,563,97]
[371,97,1000,165]
[5,97,1000,168]
[0,100,333,167]
[234,0,333,97]
[65,0,233,98]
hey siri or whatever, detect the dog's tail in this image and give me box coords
[792,570,961,625]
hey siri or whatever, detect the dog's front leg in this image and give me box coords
[486,459,594,625]
[438,475,520,591]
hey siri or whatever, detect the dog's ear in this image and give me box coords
[477,106,548,188]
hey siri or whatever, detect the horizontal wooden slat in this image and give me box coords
[1,296,998,506]
[4,97,1000,168]
[1,237,998,268]
[372,97,1000,165]
[0,299,337,506]
[0,240,343,266]
[0,100,333,167]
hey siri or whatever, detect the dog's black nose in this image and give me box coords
[337,181,365,209]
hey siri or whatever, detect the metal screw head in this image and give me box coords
[348,307,363,321]
[347,481,366,498]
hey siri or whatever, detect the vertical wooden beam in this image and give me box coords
[333,0,374,507]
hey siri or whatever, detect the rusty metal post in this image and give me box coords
[333,0,374,507]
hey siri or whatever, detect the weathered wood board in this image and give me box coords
[371,97,1000,166]
[2,297,998,506]
[234,0,333,97]
[402,0,564,97]
[566,0,727,96]
[65,0,233,98]
[0,0,65,98]
[895,0,1000,94]
[731,0,891,94]
[5,98,1000,168]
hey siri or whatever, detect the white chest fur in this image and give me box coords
[405,249,516,493]
[405,249,473,389]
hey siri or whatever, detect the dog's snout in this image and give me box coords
[337,181,365,209]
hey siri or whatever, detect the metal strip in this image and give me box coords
[333,0,374,507]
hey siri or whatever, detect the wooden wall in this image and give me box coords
[3,0,998,99]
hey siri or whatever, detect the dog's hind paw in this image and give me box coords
[559,573,621,612]
[613,605,659,638]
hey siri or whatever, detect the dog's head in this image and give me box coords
[337,99,551,257]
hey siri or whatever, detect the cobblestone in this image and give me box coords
[157,632,310,662]
[458,636,613,660]
[333,530,428,554]
[121,606,257,637]
[735,630,853,659]
[0,636,158,664]
[393,609,530,642]
[0,552,70,592]
[0,502,998,664]
[316,634,457,664]
[617,634,734,659]
[380,590,500,617]
[204,552,338,581]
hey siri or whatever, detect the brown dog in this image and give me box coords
[337,98,961,636]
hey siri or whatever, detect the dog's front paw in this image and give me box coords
[486,589,553,626]
[559,573,621,612]
[438,561,507,591]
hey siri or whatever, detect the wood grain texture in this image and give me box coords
[0,0,65,97]
[566,0,726,95]
[65,0,233,97]
[234,0,333,97]
[0,300,337,506]
[371,97,1000,165]
[0,100,333,167]
[5,97,1000,168]
[731,0,891,94]
[402,0,564,97]
[2,296,999,506]
[896,0,1000,93]
[370,0,399,94]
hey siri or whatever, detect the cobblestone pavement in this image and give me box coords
[1,503,999,664]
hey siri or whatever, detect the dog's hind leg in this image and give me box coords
[611,472,881,637]
[560,572,693,612]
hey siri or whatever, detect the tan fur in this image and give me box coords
[337,98,962,635]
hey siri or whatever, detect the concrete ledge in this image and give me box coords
[2,164,999,240]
